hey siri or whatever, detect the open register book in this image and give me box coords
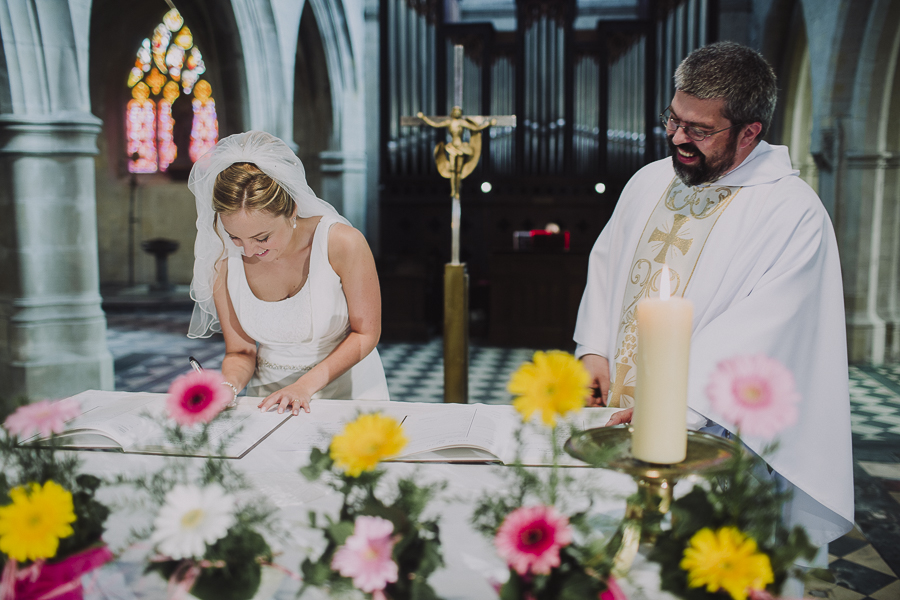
[25,390,291,458]
[271,399,626,466]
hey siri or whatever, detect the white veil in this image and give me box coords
[187,130,349,338]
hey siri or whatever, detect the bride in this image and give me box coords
[187,131,389,415]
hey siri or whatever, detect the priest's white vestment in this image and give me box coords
[574,141,854,546]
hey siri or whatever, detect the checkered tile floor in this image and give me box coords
[106,308,900,599]
[823,365,900,600]
[379,339,535,404]
[849,365,900,442]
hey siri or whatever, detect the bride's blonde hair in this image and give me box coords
[212,162,294,219]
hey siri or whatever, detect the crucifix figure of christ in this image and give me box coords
[400,44,515,403]
[416,107,495,202]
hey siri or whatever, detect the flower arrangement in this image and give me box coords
[0,398,113,598]
[471,350,624,600]
[299,411,445,600]
[115,370,277,600]
[648,355,817,600]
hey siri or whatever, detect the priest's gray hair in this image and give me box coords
[674,41,777,137]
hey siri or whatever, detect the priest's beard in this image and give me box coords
[668,133,739,187]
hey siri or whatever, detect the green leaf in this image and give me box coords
[406,576,442,600]
[300,557,332,586]
[327,520,354,546]
[299,447,332,481]
[499,570,524,600]
[557,568,602,600]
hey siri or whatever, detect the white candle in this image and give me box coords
[632,265,692,464]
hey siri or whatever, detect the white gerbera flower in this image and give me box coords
[150,483,236,559]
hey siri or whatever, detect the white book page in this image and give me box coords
[272,400,499,459]
[48,392,164,449]
[267,402,625,464]
[133,397,292,457]
[271,410,355,452]
[397,404,516,460]
[35,391,291,458]
[271,400,406,452]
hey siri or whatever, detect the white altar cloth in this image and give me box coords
[73,403,678,600]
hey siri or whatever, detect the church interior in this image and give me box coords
[2,0,900,598]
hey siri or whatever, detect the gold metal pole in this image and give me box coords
[443,263,469,403]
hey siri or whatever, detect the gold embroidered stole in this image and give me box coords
[607,177,741,408]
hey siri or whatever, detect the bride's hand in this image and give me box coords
[258,386,311,416]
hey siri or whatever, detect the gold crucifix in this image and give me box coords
[400,45,515,265]
[416,108,495,201]
[399,44,516,405]
[649,214,693,264]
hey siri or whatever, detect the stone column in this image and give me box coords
[0,114,114,403]
[364,0,381,253]
[839,150,900,364]
[320,150,368,230]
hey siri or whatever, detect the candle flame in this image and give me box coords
[660,264,671,300]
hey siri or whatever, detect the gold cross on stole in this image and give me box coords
[608,363,635,407]
[648,213,693,264]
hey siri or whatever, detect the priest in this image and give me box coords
[573,41,854,549]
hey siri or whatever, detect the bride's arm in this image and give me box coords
[258,224,381,415]
[212,260,258,398]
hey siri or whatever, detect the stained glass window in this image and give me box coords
[190,80,218,162]
[126,8,218,173]
[126,82,157,173]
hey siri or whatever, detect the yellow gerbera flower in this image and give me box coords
[680,526,774,600]
[0,480,76,562]
[507,350,590,426]
[330,413,408,477]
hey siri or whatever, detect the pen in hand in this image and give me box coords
[190,356,239,409]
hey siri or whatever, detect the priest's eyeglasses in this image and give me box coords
[660,110,739,142]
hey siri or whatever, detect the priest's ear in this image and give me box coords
[737,121,763,149]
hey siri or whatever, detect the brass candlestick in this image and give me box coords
[565,426,735,575]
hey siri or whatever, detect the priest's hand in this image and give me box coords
[605,408,633,426]
[581,354,610,407]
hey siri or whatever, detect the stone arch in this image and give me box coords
[848,0,900,363]
[777,10,818,192]
[294,5,334,199]
[299,0,369,232]
[0,31,11,113]
[307,0,365,148]
[821,0,900,363]
[230,0,291,137]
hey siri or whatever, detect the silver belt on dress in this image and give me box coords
[257,356,315,372]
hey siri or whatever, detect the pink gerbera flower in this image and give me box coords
[3,397,81,439]
[331,515,399,594]
[705,355,801,439]
[166,370,231,426]
[494,505,572,576]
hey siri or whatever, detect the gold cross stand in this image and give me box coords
[401,45,515,403]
